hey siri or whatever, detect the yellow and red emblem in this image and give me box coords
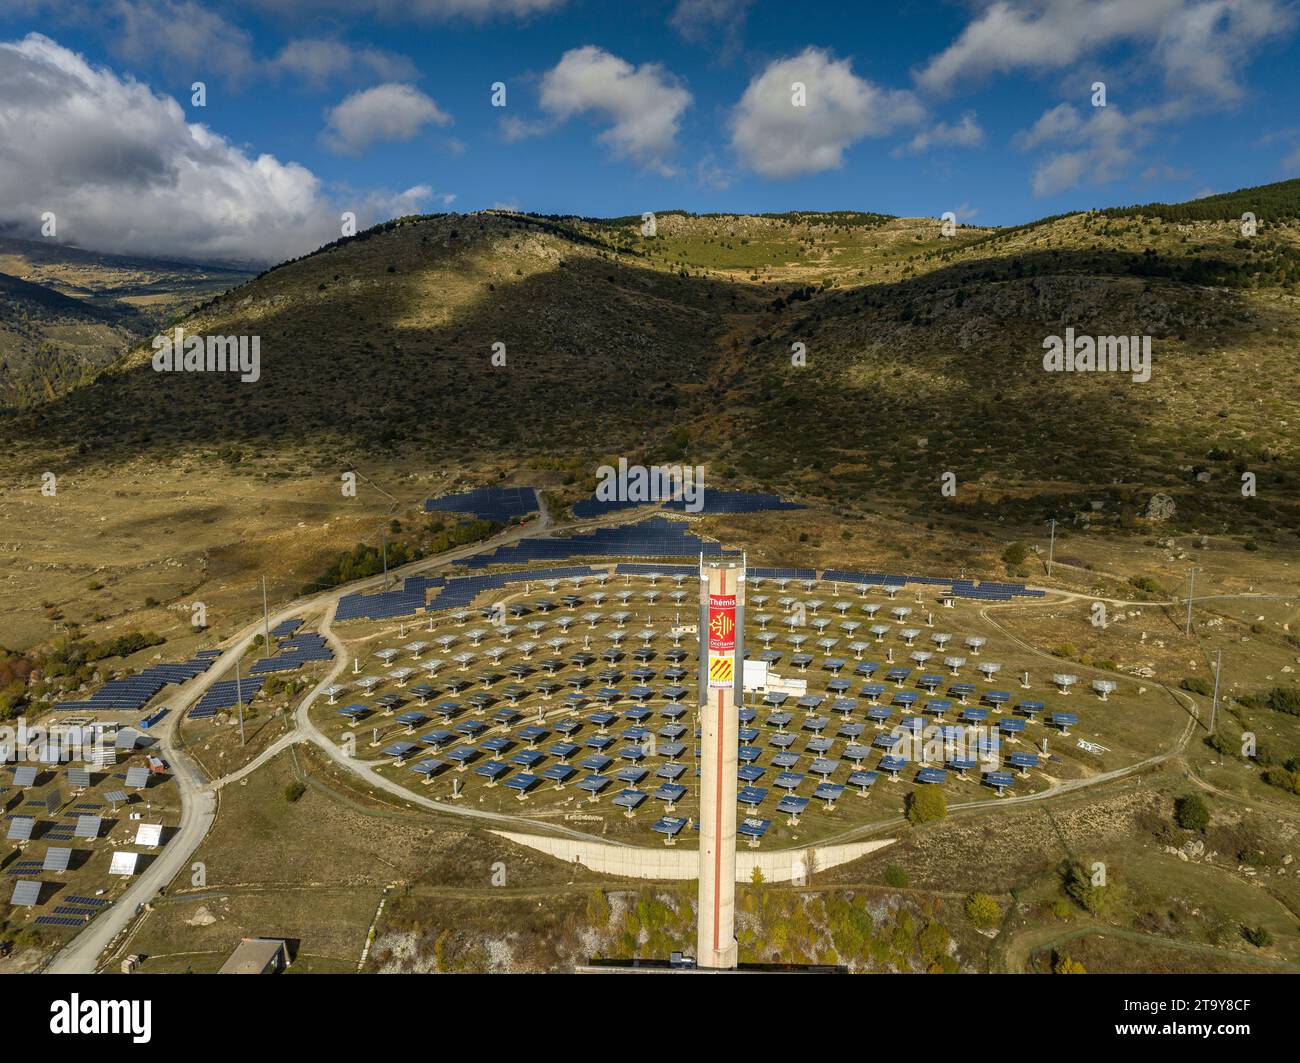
[707,592,736,689]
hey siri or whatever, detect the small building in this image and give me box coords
[218,937,289,975]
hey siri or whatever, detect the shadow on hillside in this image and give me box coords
[4,249,769,474]
[2,243,1255,485]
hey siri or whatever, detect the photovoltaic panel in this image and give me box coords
[10,880,41,906]
[6,816,35,841]
[109,851,139,876]
[74,815,102,839]
[425,486,538,523]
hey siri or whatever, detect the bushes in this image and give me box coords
[283,781,306,803]
[1053,951,1087,974]
[964,893,1001,929]
[1262,768,1300,795]
[86,630,165,661]
[905,784,947,825]
[1063,862,1116,917]
[1181,676,1212,697]
[1242,925,1273,948]
[883,865,910,888]
[1174,794,1210,832]
[1001,542,1030,566]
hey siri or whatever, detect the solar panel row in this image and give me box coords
[57,652,219,712]
[425,486,539,523]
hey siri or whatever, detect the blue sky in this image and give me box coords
[2,0,1298,264]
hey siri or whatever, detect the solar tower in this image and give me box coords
[697,556,744,970]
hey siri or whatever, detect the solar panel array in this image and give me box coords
[336,574,445,622]
[571,496,641,518]
[820,569,1044,601]
[662,490,804,514]
[574,490,802,517]
[248,632,334,674]
[461,518,738,572]
[56,652,219,712]
[442,566,601,614]
[425,486,539,523]
[615,563,696,577]
[749,567,816,580]
[336,570,1075,847]
[187,675,266,719]
[270,617,304,638]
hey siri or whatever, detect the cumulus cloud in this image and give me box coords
[730,47,925,178]
[917,0,1292,102]
[0,34,440,265]
[900,111,985,154]
[1013,102,1163,196]
[109,0,260,84]
[322,83,452,156]
[538,46,692,175]
[18,2,425,89]
[269,38,419,87]
[1011,101,1084,151]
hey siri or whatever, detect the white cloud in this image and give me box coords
[498,114,550,142]
[901,111,985,154]
[244,0,566,19]
[730,47,925,178]
[538,46,692,175]
[1283,145,1300,172]
[1011,102,1083,151]
[19,2,424,89]
[669,0,753,43]
[917,0,1292,102]
[270,38,419,87]
[0,34,440,265]
[1014,103,1163,196]
[110,0,259,84]
[323,83,452,156]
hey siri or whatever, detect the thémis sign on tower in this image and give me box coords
[707,592,736,688]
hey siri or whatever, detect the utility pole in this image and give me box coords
[381,527,389,587]
[262,575,272,653]
[1185,567,1199,637]
[1045,519,1057,577]
[1210,649,1222,733]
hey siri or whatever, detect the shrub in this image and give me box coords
[1175,794,1210,832]
[283,781,306,803]
[1053,951,1087,974]
[1063,862,1116,917]
[905,784,947,825]
[1181,676,1212,696]
[1242,925,1273,948]
[883,865,910,889]
[965,893,1001,929]
[1001,542,1030,566]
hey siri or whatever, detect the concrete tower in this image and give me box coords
[697,556,744,970]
